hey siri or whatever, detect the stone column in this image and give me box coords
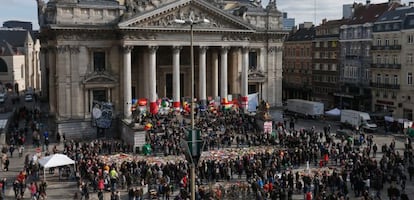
[123,45,133,118]
[56,45,70,118]
[47,46,56,113]
[220,47,229,103]
[241,47,249,112]
[172,46,182,111]
[148,46,159,114]
[274,46,283,107]
[259,47,265,72]
[199,46,208,109]
[211,51,219,99]
[40,47,47,98]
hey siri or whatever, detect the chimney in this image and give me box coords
[410,2,414,6]
[366,0,371,5]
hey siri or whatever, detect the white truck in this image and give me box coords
[340,109,377,131]
[286,99,324,118]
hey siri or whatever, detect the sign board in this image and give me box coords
[134,132,146,147]
[264,121,272,133]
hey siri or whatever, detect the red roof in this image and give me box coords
[345,2,400,25]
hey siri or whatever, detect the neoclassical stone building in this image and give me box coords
[37,0,287,137]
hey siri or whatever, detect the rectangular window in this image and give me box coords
[393,55,398,64]
[408,35,414,44]
[408,53,413,64]
[384,74,389,84]
[392,92,397,99]
[93,90,107,102]
[393,39,398,45]
[394,75,399,85]
[376,55,381,64]
[385,39,390,46]
[249,51,258,70]
[408,73,413,85]
[376,74,381,83]
[314,63,320,70]
[377,39,382,46]
[93,52,106,72]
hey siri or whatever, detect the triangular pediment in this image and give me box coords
[83,71,118,84]
[248,70,266,82]
[119,0,255,31]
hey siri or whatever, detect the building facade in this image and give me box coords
[371,6,414,120]
[312,19,343,109]
[282,23,315,101]
[0,26,41,93]
[282,12,295,31]
[338,1,399,111]
[37,0,287,137]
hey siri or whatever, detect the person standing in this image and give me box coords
[28,182,37,200]
[3,156,9,171]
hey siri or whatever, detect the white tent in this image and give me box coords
[38,154,76,181]
[325,108,341,116]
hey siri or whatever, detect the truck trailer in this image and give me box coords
[340,109,377,131]
[286,99,324,118]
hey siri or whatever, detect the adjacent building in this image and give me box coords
[282,12,295,31]
[282,23,315,101]
[36,0,288,138]
[337,0,400,111]
[371,5,414,120]
[312,19,343,109]
[0,22,41,93]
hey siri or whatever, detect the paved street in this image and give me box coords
[0,106,413,199]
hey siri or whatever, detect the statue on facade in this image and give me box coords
[36,0,46,26]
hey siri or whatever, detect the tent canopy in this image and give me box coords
[325,108,341,116]
[38,153,75,168]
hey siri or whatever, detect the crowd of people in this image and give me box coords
[1,104,414,200]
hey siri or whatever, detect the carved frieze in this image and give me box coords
[126,5,244,30]
[56,31,117,41]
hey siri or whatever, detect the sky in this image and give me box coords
[0,0,412,30]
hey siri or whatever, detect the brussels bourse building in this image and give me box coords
[37,0,287,138]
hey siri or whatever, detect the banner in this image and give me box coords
[247,93,258,112]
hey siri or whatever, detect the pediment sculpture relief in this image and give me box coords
[125,0,175,14]
[83,71,118,84]
[129,6,243,30]
[145,8,223,28]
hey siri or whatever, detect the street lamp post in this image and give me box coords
[174,17,209,200]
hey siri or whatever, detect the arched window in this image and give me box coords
[0,58,8,72]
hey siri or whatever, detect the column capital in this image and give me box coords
[241,46,250,53]
[199,46,208,54]
[221,46,230,53]
[69,46,80,54]
[121,45,133,54]
[148,45,158,53]
[268,46,283,53]
[57,45,70,54]
[172,46,182,53]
